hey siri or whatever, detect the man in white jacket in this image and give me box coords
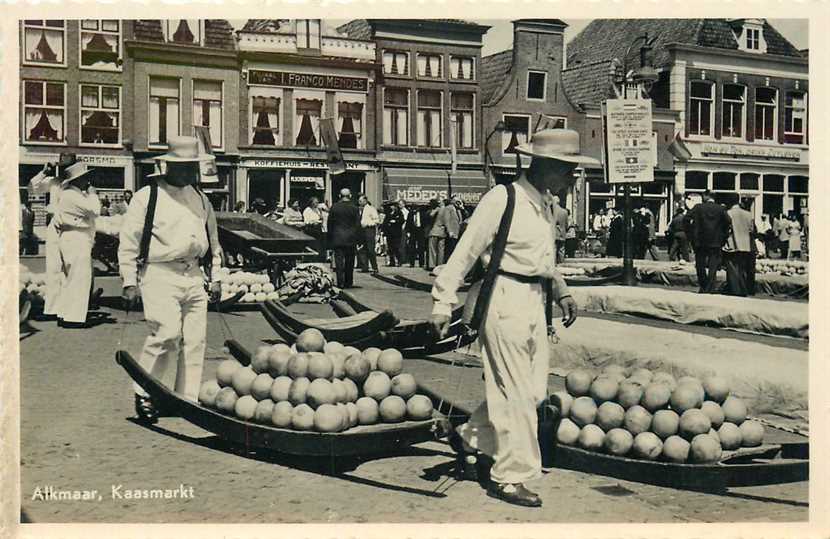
[55,162,101,328]
[431,129,593,507]
[119,136,221,423]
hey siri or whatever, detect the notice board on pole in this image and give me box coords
[601,98,655,184]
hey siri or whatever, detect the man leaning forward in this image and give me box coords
[430,129,593,507]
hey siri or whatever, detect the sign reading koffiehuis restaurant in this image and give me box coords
[248,70,368,92]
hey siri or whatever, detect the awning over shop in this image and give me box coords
[383,167,489,205]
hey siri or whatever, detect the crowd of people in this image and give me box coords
[235,191,475,284]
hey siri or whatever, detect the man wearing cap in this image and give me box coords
[431,128,590,507]
[327,188,361,288]
[27,152,77,319]
[118,136,221,422]
[54,162,101,328]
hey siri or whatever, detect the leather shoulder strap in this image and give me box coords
[470,183,516,331]
[137,182,158,267]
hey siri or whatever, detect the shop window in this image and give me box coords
[502,114,530,154]
[337,97,364,149]
[22,20,65,66]
[763,174,784,192]
[685,171,709,191]
[89,166,125,190]
[149,77,180,146]
[417,90,442,148]
[740,173,760,191]
[784,92,806,144]
[788,176,808,194]
[23,80,65,144]
[382,51,409,76]
[589,181,613,194]
[722,84,744,139]
[450,56,474,80]
[294,92,323,146]
[80,84,120,145]
[642,182,665,195]
[416,53,442,78]
[383,88,409,146]
[80,20,120,70]
[713,172,736,192]
[527,71,547,101]
[165,20,203,45]
[296,20,321,50]
[451,93,474,149]
[193,80,223,148]
[250,87,282,146]
[754,87,777,141]
[689,81,714,136]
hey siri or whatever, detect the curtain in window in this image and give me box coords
[338,101,363,149]
[102,88,119,109]
[429,55,440,77]
[82,87,99,108]
[26,28,63,63]
[81,32,118,65]
[252,96,280,146]
[461,58,472,79]
[27,110,60,141]
[383,53,394,74]
[417,55,427,77]
[461,112,472,148]
[172,20,196,43]
[450,58,459,79]
[82,110,118,144]
[295,98,322,146]
[395,53,406,75]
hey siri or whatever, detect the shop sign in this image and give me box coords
[602,98,655,183]
[701,143,801,161]
[291,175,325,189]
[245,159,371,171]
[394,186,482,204]
[249,70,368,92]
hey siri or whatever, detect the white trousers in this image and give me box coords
[56,229,94,323]
[43,222,63,315]
[133,261,208,402]
[457,276,550,485]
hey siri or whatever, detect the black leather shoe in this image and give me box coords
[486,482,542,507]
[134,395,159,424]
[59,320,89,329]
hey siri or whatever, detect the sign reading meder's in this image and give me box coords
[602,98,655,183]
[248,70,368,92]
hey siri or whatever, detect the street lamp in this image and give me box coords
[612,33,659,286]
[484,120,507,188]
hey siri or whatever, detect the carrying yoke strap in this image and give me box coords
[136,181,158,268]
[469,183,516,332]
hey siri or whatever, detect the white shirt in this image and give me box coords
[57,186,101,230]
[361,204,381,228]
[119,181,221,287]
[303,206,322,226]
[432,176,570,317]
[28,169,63,221]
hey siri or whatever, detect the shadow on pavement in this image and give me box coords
[713,490,808,508]
[126,417,455,499]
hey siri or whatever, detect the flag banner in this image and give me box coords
[320,118,347,176]
[194,125,219,184]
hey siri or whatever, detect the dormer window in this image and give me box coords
[746,28,760,50]
[165,20,203,45]
[297,20,321,50]
[731,19,767,54]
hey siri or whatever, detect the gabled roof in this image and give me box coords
[566,18,802,70]
[561,59,617,108]
[133,20,235,50]
[479,49,513,104]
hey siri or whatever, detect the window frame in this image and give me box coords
[382,87,411,147]
[79,83,122,148]
[721,83,745,141]
[415,52,444,80]
[688,80,715,138]
[22,79,67,146]
[754,87,778,143]
[501,113,532,155]
[78,19,122,72]
[21,20,67,68]
[382,49,410,78]
[526,70,548,102]
[296,19,322,50]
[164,20,205,46]
[416,89,443,148]
[450,92,475,149]
[449,55,476,81]
[746,28,760,50]
[335,91,366,150]
[148,76,182,149]
[192,79,224,151]
[292,89,326,148]
[784,91,807,145]
[248,85,283,147]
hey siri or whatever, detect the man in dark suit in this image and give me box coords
[405,204,426,268]
[327,188,361,288]
[684,191,732,293]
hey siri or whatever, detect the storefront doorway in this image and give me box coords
[248,169,283,211]
[331,171,365,202]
